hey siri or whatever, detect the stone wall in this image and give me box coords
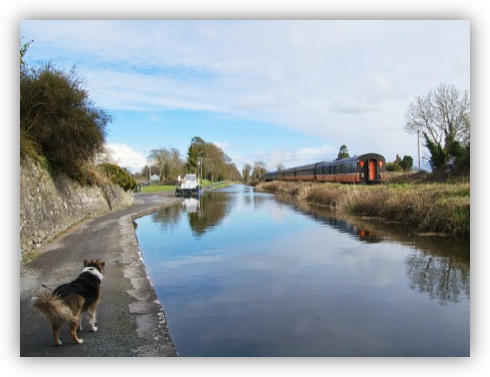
[20,160,134,256]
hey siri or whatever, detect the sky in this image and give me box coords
[19,19,469,173]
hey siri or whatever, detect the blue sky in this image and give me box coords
[20,19,470,173]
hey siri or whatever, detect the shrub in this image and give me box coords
[20,62,111,179]
[99,163,137,191]
[386,162,402,172]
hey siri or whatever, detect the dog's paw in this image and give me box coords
[55,340,63,346]
[90,326,98,332]
[76,338,84,344]
[78,324,83,331]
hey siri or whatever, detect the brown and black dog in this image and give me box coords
[31,259,105,345]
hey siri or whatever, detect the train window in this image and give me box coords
[378,160,383,167]
[359,161,365,168]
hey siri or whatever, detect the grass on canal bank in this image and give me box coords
[139,180,233,193]
[256,181,470,238]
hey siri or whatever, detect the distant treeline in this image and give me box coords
[142,136,242,184]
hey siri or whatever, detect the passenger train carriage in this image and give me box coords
[264,153,386,184]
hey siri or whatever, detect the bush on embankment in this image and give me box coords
[256,181,470,238]
[99,163,137,191]
[20,53,110,184]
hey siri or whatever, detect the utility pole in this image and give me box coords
[417,130,420,171]
[197,158,202,186]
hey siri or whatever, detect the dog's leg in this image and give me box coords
[87,305,98,332]
[52,322,63,346]
[78,313,83,331]
[69,320,84,344]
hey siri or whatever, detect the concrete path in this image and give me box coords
[20,192,182,357]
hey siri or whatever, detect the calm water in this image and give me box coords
[134,185,470,357]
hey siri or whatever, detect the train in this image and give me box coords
[263,153,386,184]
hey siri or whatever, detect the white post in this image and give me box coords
[417,130,421,171]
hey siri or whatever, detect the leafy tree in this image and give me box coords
[226,162,242,181]
[203,142,227,181]
[386,154,412,172]
[337,145,349,159]
[399,155,414,172]
[185,136,242,182]
[404,83,470,174]
[444,138,470,176]
[186,136,206,173]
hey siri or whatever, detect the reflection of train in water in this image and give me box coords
[263,153,386,184]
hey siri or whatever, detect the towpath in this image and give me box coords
[20,192,182,357]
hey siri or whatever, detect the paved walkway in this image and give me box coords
[20,192,182,357]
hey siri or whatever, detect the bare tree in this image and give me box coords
[149,148,171,182]
[252,161,267,182]
[242,163,252,184]
[404,83,470,172]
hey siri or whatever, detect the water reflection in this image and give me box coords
[147,204,181,233]
[182,197,200,213]
[274,193,470,305]
[405,251,470,305]
[135,185,470,356]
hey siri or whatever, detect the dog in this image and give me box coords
[31,259,105,345]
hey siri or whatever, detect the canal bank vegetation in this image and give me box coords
[140,179,234,193]
[256,180,470,238]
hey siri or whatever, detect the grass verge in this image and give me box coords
[140,185,176,193]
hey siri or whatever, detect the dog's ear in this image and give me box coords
[95,259,105,272]
[84,259,94,267]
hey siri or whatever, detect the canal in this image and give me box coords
[134,184,470,357]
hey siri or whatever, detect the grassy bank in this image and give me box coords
[256,181,470,238]
[140,180,233,193]
[140,184,176,193]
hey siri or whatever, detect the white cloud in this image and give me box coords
[213,141,230,150]
[21,20,469,171]
[105,144,147,173]
[232,145,337,172]
[24,21,469,117]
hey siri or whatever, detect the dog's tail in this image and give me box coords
[31,290,72,324]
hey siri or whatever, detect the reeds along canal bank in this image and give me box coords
[256,181,470,239]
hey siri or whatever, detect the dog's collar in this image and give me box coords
[82,266,104,281]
